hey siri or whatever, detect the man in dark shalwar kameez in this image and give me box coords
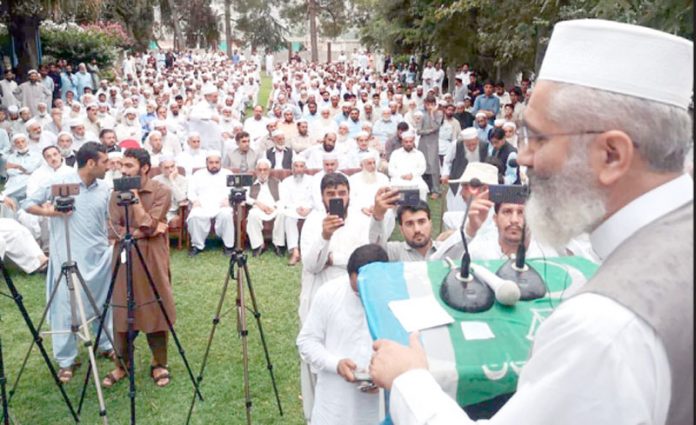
[102,148,176,388]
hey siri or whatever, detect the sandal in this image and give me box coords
[99,349,117,362]
[150,365,171,388]
[57,360,82,383]
[102,368,127,389]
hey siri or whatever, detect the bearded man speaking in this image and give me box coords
[369,19,693,425]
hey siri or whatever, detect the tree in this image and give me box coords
[233,0,287,52]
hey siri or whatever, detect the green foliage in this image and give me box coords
[233,0,287,51]
[358,0,693,77]
[281,0,354,39]
[40,25,119,68]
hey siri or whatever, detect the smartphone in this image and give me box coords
[328,198,345,219]
[396,189,420,207]
[488,184,529,205]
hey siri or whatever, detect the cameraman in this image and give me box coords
[22,141,114,383]
[103,148,176,388]
[369,188,439,261]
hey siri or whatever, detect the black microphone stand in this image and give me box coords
[0,336,9,425]
[440,181,495,312]
[496,223,546,300]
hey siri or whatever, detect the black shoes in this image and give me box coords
[252,247,263,257]
[188,246,203,257]
[274,246,284,257]
[223,246,235,256]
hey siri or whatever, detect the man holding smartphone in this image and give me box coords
[298,172,371,423]
[369,189,439,261]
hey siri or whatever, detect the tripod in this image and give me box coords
[79,191,203,425]
[9,212,115,424]
[0,336,9,425]
[186,188,282,425]
[0,260,78,424]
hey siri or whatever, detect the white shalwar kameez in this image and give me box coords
[279,174,313,251]
[297,277,380,425]
[388,147,429,200]
[186,168,235,250]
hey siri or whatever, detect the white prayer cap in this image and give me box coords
[456,162,499,186]
[494,119,505,127]
[322,151,338,161]
[292,155,306,164]
[271,130,283,138]
[69,118,84,127]
[358,150,377,164]
[539,19,693,109]
[202,85,217,95]
[402,130,416,139]
[24,118,39,129]
[455,101,465,107]
[296,118,308,125]
[413,111,424,117]
[152,119,167,128]
[27,69,38,75]
[338,121,349,129]
[124,107,138,115]
[474,111,487,119]
[108,151,124,160]
[159,154,175,164]
[7,105,18,114]
[282,106,294,114]
[57,131,73,140]
[255,157,272,168]
[356,131,370,139]
[206,150,222,159]
[502,121,517,130]
[11,133,26,143]
[341,101,352,108]
[460,127,478,140]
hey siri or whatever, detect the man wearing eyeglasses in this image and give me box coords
[370,19,693,425]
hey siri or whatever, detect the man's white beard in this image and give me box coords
[361,170,377,184]
[126,118,137,126]
[525,144,607,250]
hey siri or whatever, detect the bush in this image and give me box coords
[39,20,133,69]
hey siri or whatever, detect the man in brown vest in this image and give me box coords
[369,19,693,425]
[246,158,285,257]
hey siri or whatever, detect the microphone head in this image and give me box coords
[494,280,521,306]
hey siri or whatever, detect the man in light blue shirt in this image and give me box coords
[22,141,114,383]
[471,80,500,124]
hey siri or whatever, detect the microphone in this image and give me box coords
[471,264,520,306]
[496,222,547,300]
[507,157,518,168]
[439,185,495,313]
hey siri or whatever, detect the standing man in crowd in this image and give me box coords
[280,156,313,266]
[417,96,442,199]
[22,142,114,383]
[103,148,176,388]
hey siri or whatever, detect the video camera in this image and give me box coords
[51,184,80,213]
[227,174,254,205]
[113,176,142,205]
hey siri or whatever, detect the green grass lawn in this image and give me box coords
[0,74,450,424]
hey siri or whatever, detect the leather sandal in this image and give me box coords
[150,365,170,388]
[102,368,127,388]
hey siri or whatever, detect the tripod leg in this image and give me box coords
[131,242,203,401]
[185,263,234,425]
[69,270,109,425]
[0,264,79,423]
[241,263,284,416]
[237,263,252,425]
[1,338,10,425]
[8,270,63,399]
[77,254,128,416]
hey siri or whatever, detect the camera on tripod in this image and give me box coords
[113,176,142,205]
[51,183,80,213]
[227,174,253,205]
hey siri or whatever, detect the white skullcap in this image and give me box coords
[152,119,167,127]
[283,106,294,114]
[358,150,377,163]
[69,118,84,127]
[271,130,283,138]
[206,150,222,159]
[202,85,218,96]
[338,122,349,128]
[11,133,26,143]
[292,155,306,164]
[460,127,478,140]
[256,157,272,168]
[402,130,416,139]
[7,105,18,114]
[124,107,138,115]
[57,131,73,140]
[108,151,123,160]
[502,121,517,130]
[341,101,352,108]
[474,111,487,119]
[24,118,39,129]
[361,121,373,129]
[494,119,505,127]
[356,131,370,139]
[456,162,499,186]
[296,118,308,124]
[322,151,338,161]
[413,111,424,117]
[539,19,693,109]
[27,69,38,75]
[159,154,175,163]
